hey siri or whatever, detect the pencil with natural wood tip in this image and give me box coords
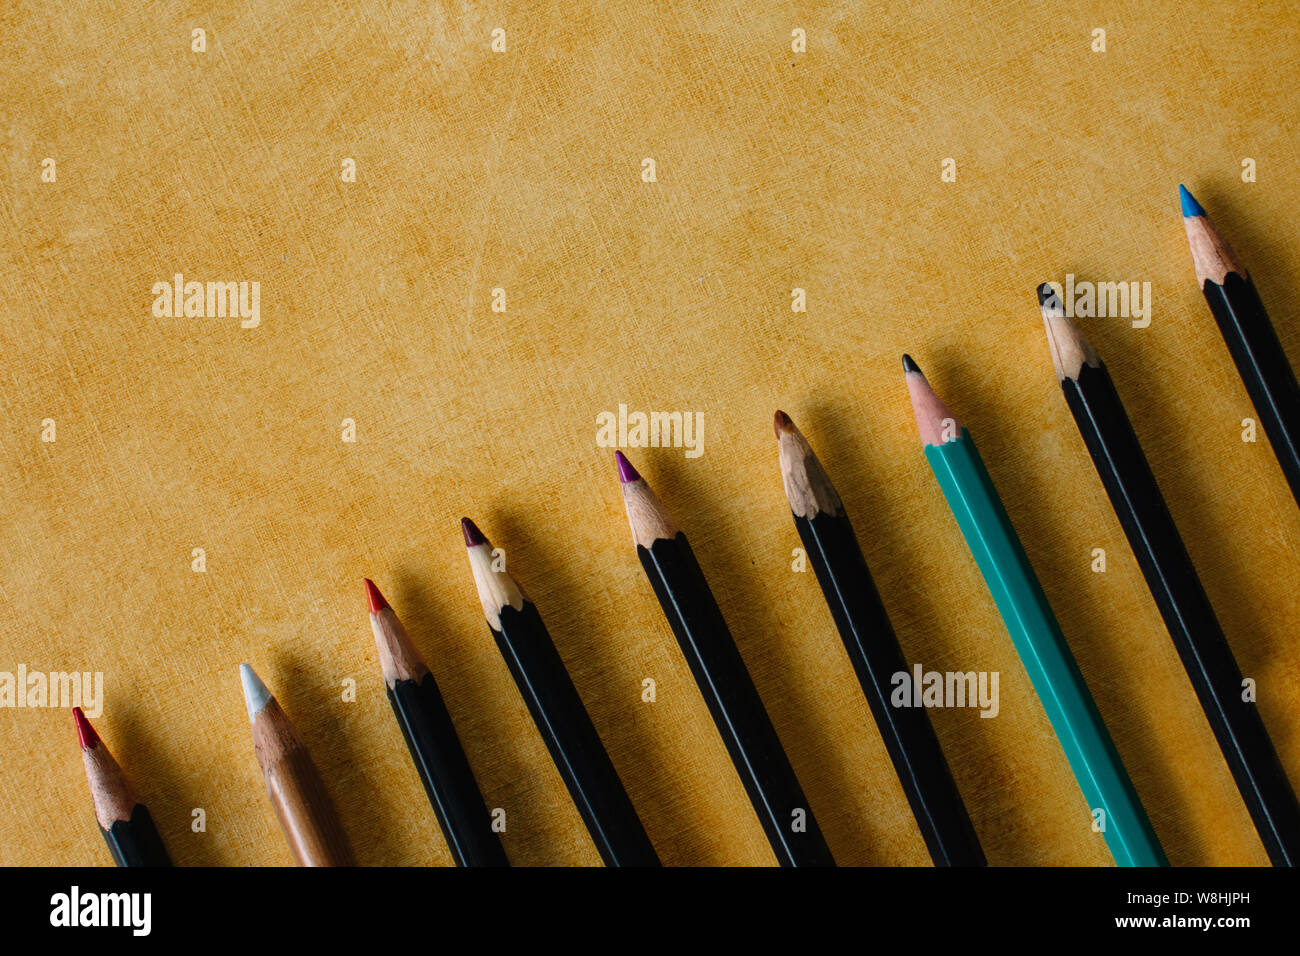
[902,355,1166,867]
[240,663,353,866]
[461,517,660,867]
[616,450,835,867]
[1038,284,1300,866]
[774,410,985,866]
[365,578,509,866]
[1180,184,1300,507]
[73,707,172,867]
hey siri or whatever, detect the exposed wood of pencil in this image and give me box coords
[75,708,172,867]
[243,666,353,866]
[462,518,660,866]
[903,354,963,446]
[617,452,835,866]
[367,579,430,686]
[1181,187,1300,506]
[366,579,509,867]
[775,412,986,866]
[1040,286,1300,866]
[1182,197,1244,288]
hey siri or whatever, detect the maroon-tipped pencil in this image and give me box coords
[74,708,172,867]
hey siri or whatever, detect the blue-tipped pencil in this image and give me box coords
[1180,184,1300,507]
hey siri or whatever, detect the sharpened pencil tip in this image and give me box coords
[1179,183,1205,218]
[774,409,793,436]
[615,450,641,484]
[363,578,389,615]
[902,353,921,375]
[240,664,272,722]
[1039,282,1096,380]
[73,706,99,751]
[1037,283,1065,315]
[461,517,487,548]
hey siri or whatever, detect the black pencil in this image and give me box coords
[460,517,660,866]
[1039,283,1300,866]
[774,411,986,866]
[615,451,835,866]
[365,578,510,866]
[73,707,172,867]
[1180,185,1300,507]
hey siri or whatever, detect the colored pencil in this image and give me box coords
[1038,285,1300,865]
[616,451,835,866]
[365,578,510,866]
[461,517,660,866]
[902,355,1167,866]
[73,707,172,867]
[240,664,353,866]
[774,410,986,866]
[1180,185,1300,506]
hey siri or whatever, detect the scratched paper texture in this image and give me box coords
[1,1,1298,866]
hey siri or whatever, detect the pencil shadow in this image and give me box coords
[489,506,704,865]
[800,400,1032,865]
[930,342,1205,863]
[640,446,896,865]
[389,561,580,866]
[263,650,389,867]
[112,701,227,865]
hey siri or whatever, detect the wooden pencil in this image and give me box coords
[461,517,660,867]
[1180,184,1300,506]
[616,451,835,867]
[1039,285,1300,866]
[240,664,354,866]
[774,410,986,866]
[903,356,1167,867]
[73,707,172,867]
[365,578,510,866]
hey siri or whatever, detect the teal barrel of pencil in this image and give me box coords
[926,428,1167,866]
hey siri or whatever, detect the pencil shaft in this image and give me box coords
[795,511,986,866]
[264,746,354,866]
[102,806,172,867]
[925,431,1166,866]
[1203,272,1300,504]
[1063,361,1300,865]
[388,675,510,866]
[493,603,660,867]
[250,697,353,867]
[638,534,835,866]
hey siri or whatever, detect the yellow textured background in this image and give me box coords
[2,2,1298,866]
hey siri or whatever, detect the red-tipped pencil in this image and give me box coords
[74,708,172,867]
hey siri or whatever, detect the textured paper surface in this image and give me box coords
[2,2,1298,866]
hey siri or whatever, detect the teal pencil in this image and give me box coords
[902,355,1167,867]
